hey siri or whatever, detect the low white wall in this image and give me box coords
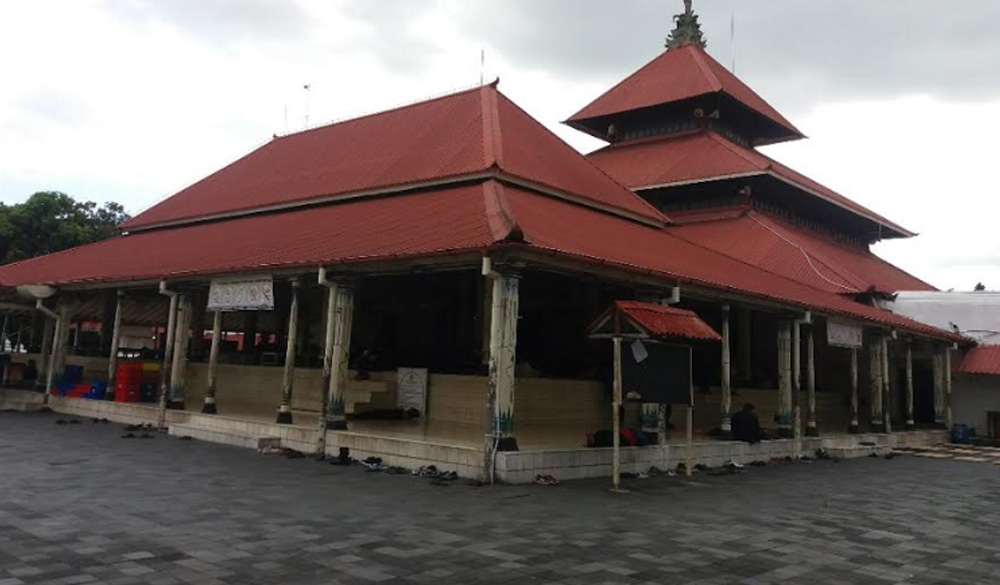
[953,373,1000,436]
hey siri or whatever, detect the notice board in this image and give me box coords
[621,341,692,405]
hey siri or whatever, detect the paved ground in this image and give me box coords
[2,412,1000,585]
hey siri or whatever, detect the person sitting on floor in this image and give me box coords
[731,403,763,444]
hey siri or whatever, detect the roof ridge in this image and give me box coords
[482,181,524,243]
[493,90,670,225]
[687,46,724,92]
[480,84,503,169]
[565,49,671,123]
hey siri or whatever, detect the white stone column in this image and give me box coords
[276,280,301,424]
[326,282,355,430]
[849,347,860,433]
[720,304,732,435]
[156,292,179,428]
[105,290,124,400]
[777,320,793,438]
[35,316,54,391]
[202,310,222,414]
[316,282,338,453]
[905,339,915,430]
[484,273,519,481]
[168,294,192,411]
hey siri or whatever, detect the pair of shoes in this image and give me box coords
[139,433,154,439]
[56,419,67,425]
[413,465,440,477]
[179,436,193,441]
[363,461,387,472]
[534,474,559,486]
[386,466,408,475]
[815,448,831,460]
[362,456,383,465]
[282,448,305,459]
[722,460,745,472]
[68,419,82,425]
[749,460,767,467]
[120,432,136,439]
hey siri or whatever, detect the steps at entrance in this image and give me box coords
[0,388,46,412]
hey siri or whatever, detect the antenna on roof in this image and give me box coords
[283,104,288,134]
[730,8,737,73]
[303,84,311,128]
[480,48,485,86]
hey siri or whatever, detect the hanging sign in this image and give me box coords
[207,277,274,312]
[827,320,863,349]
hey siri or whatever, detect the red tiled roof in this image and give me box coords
[959,346,1000,376]
[567,45,803,142]
[591,301,722,342]
[669,212,935,295]
[0,183,504,287]
[588,130,915,238]
[124,85,663,231]
[502,188,961,342]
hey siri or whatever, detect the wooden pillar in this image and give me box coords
[848,347,860,433]
[720,304,732,435]
[483,273,519,482]
[932,351,945,427]
[105,290,124,400]
[156,292,179,428]
[944,346,953,429]
[792,320,802,443]
[276,279,301,424]
[316,282,338,453]
[882,336,892,434]
[52,303,72,386]
[202,310,222,414]
[168,294,192,410]
[42,308,66,400]
[326,282,355,430]
[738,307,752,385]
[905,339,915,430]
[776,320,793,438]
[612,336,623,491]
[870,341,885,433]
[805,324,818,436]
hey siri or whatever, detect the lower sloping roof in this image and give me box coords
[668,211,935,295]
[0,180,961,343]
[960,346,1000,376]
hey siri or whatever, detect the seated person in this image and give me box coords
[731,403,763,444]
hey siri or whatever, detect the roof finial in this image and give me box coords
[666,0,707,50]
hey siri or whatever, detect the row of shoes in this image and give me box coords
[533,474,559,485]
[120,432,155,439]
[124,423,157,432]
[91,418,110,424]
[55,419,82,425]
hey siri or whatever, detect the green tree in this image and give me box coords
[0,192,130,265]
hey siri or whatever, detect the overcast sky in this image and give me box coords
[1,0,998,291]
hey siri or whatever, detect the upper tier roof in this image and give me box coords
[123,83,664,231]
[587,130,915,239]
[566,45,803,145]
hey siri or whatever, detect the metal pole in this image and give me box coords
[612,336,623,491]
[882,336,892,434]
[276,279,300,424]
[168,295,192,410]
[944,346,953,429]
[43,314,63,403]
[202,310,222,414]
[105,290,124,400]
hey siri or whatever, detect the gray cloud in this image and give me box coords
[341,0,443,72]
[102,0,310,43]
[449,0,1000,116]
[18,88,92,127]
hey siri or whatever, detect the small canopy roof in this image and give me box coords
[588,301,721,342]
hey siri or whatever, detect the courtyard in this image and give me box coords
[1,413,998,585]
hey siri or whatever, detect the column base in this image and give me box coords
[167,400,185,411]
[848,423,860,434]
[201,401,218,415]
[805,426,819,437]
[905,422,916,431]
[642,431,659,445]
[775,427,793,439]
[487,436,519,452]
[276,410,293,424]
[871,423,886,434]
[325,419,348,430]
